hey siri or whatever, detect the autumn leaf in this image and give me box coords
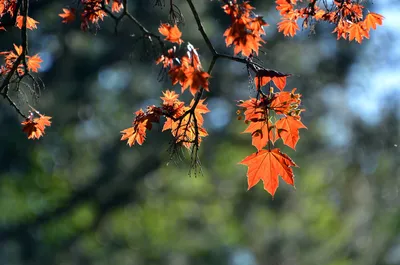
[269,88,302,116]
[347,22,369,44]
[254,69,291,91]
[275,0,293,15]
[110,0,123,13]
[21,114,52,140]
[275,116,306,150]
[243,120,277,151]
[240,148,297,196]
[333,20,350,40]
[120,106,162,147]
[277,19,299,37]
[16,15,39,30]
[27,54,42,72]
[314,10,326,21]
[364,12,384,30]
[222,1,267,57]
[59,8,76,23]
[162,99,209,149]
[190,98,210,126]
[238,98,266,121]
[120,121,147,146]
[163,113,208,149]
[159,23,183,44]
[161,90,180,105]
[13,44,23,56]
[182,68,210,96]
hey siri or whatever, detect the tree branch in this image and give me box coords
[0,0,31,119]
[185,0,216,56]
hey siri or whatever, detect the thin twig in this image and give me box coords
[185,0,217,56]
[2,92,28,119]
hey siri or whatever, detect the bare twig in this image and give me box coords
[1,92,28,119]
[0,0,32,119]
[186,0,217,56]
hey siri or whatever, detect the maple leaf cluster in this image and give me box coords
[222,1,268,57]
[276,0,384,43]
[121,24,210,150]
[21,110,52,140]
[0,0,50,139]
[219,1,305,196]
[237,70,306,196]
[0,0,385,196]
[59,0,123,30]
[0,44,42,75]
[0,0,39,31]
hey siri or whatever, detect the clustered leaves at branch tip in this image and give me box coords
[0,0,384,196]
[276,0,384,43]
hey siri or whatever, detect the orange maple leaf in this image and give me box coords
[275,0,293,15]
[314,10,326,21]
[59,8,76,23]
[222,1,267,57]
[238,98,266,121]
[269,88,302,116]
[163,114,208,149]
[21,114,52,140]
[189,98,210,126]
[333,20,350,40]
[162,99,209,149]
[110,0,123,13]
[243,121,277,151]
[240,148,297,196]
[278,19,299,37]
[182,68,210,96]
[13,44,23,55]
[27,54,42,72]
[275,116,306,150]
[347,22,369,44]
[254,69,291,91]
[121,106,162,147]
[364,12,384,30]
[158,23,183,44]
[161,90,180,105]
[16,15,39,30]
[120,121,147,146]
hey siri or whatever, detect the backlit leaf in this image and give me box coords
[240,148,297,196]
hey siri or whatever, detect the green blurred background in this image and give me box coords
[0,0,399,264]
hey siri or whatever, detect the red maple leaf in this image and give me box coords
[59,8,76,23]
[275,116,306,150]
[120,120,148,146]
[364,12,384,30]
[16,15,39,30]
[27,54,42,72]
[277,19,299,37]
[243,120,277,151]
[254,69,291,91]
[158,23,183,44]
[347,22,369,44]
[240,148,297,196]
[21,114,52,140]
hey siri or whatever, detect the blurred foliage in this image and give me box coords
[0,1,399,265]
